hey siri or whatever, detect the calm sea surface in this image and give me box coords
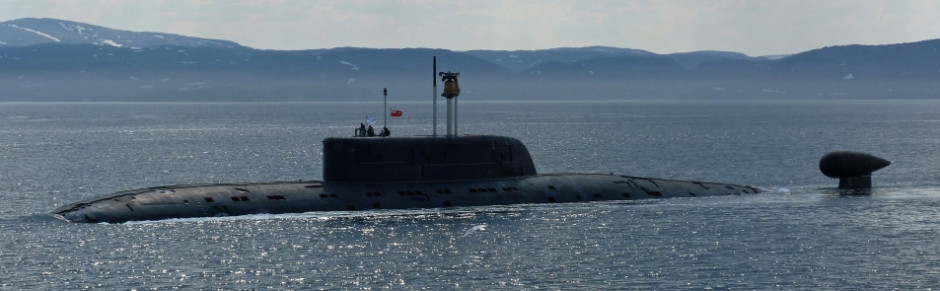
[2,100,940,289]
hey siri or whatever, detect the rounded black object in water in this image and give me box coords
[819,151,891,178]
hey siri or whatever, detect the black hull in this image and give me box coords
[52,174,762,223]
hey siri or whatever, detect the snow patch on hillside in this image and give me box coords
[58,22,90,36]
[339,60,359,70]
[101,39,122,47]
[7,24,60,42]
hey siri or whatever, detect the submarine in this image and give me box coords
[52,61,763,223]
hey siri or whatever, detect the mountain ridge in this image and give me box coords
[0,18,242,49]
[1,18,939,101]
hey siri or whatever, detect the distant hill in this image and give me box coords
[667,50,756,69]
[0,18,241,48]
[1,18,939,101]
[464,46,657,72]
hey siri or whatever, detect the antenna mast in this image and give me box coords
[383,88,387,129]
[439,71,460,136]
[432,57,438,136]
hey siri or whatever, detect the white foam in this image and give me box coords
[462,224,488,237]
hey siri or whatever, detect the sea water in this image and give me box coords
[2,100,940,289]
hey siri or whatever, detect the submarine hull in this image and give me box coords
[53,174,761,223]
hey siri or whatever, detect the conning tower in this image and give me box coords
[323,58,538,184]
[323,135,537,183]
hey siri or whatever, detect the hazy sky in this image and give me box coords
[2,0,940,56]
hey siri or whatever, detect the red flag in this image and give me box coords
[390,110,403,117]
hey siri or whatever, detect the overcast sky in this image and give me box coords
[2,0,940,56]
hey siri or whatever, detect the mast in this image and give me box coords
[383,88,387,129]
[454,91,458,135]
[432,57,438,136]
[439,71,460,136]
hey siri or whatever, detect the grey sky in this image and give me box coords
[2,0,939,56]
